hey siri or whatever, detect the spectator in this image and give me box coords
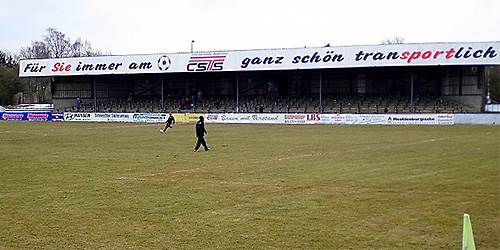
[76,97,81,110]
[197,89,203,101]
[180,98,187,109]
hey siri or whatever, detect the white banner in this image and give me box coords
[20,42,500,77]
[64,112,92,122]
[205,113,454,125]
[92,113,134,122]
[205,114,284,124]
[62,112,453,125]
[131,113,166,123]
[64,112,164,122]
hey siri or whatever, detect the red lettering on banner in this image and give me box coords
[422,51,432,59]
[433,51,444,59]
[400,52,409,61]
[445,48,455,59]
[355,46,496,64]
[407,51,421,63]
[52,62,71,72]
[307,114,320,121]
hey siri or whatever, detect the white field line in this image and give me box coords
[119,137,451,180]
[114,135,498,197]
[203,180,499,198]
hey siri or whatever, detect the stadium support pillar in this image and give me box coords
[479,66,486,113]
[93,76,97,111]
[319,73,323,113]
[236,74,239,113]
[161,76,164,111]
[459,67,463,95]
[410,69,414,113]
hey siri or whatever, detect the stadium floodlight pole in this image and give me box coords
[191,40,195,53]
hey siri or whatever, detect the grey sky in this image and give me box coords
[1,0,499,55]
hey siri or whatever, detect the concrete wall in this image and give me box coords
[446,95,482,111]
[52,98,95,110]
[454,114,500,125]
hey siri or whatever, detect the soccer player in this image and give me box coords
[160,113,175,133]
[194,116,210,152]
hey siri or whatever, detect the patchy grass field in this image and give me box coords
[0,121,498,250]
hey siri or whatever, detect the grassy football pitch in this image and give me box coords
[0,121,499,249]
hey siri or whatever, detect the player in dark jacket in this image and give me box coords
[160,113,175,133]
[194,116,210,152]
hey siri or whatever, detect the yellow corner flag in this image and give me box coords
[462,213,476,250]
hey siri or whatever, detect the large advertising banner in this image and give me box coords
[63,112,161,122]
[0,111,455,125]
[1,112,54,121]
[64,112,93,122]
[386,114,454,125]
[205,113,454,125]
[131,113,165,123]
[205,114,284,124]
[20,42,500,77]
[62,112,204,123]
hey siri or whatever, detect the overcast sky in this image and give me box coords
[1,0,499,55]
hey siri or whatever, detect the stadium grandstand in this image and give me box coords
[18,41,500,114]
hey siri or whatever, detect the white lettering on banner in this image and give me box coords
[27,113,49,121]
[19,42,500,77]
[2,113,24,120]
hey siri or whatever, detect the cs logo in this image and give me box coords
[187,55,226,72]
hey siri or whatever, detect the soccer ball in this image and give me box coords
[160,129,164,133]
[157,55,171,71]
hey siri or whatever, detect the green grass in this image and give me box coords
[0,121,499,249]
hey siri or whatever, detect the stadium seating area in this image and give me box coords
[67,95,477,114]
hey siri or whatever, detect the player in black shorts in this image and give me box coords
[160,113,175,133]
[194,116,210,152]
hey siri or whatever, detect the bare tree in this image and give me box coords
[43,28,72,58]
[16,28,105,103]
[19,28,104,59]
[19,40,50,59]
[381,36,405,45]
[71,38,102,57]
